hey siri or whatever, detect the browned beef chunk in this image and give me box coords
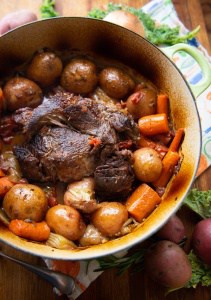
[11,146,45,181]
[64,97,139,144]
[13,126,100,182]
[12,89,139,144]
[63,98,117,144]
[21,89,77,139]
[12,107,33,128]
[94,151,134,200]
[11,89,138,189]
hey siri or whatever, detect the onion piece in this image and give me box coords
[64,178,98,213]
[46,232,77,250]
[79,224,109,247]
[0,209,10,226]
[115,218,139,237]
[0,151,22,182]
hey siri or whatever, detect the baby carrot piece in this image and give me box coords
[0,176,14,197]
[153,150,180,188]
[169,128,185,152]
[126,183,161,222]
[9,220,50,242]
[138,113,169,136]
[157,94,169,115]
[0,169,5,177]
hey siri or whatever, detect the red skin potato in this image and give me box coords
[144,240,192,288]
[192,218,211,266]
[0,10,37,35]
[156,214,186,244]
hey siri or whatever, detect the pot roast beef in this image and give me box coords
[15,89,76,139]
[13,89,139,143]
[13,126,100,182]
[94,150,134,199]
[11,88,139,196]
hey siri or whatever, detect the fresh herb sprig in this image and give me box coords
[40,0,59,19]
[88,2,200,45]
[96,248,145,275]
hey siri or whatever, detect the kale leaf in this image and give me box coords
[184,189,211,219]
[186,250,211,288]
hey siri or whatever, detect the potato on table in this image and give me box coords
[0,10,37,35]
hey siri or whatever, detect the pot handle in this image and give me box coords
[162,43,211,98]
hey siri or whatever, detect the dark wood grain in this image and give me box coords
[0,1,210,300]
[173,0,211,53]
[200,0,211,50]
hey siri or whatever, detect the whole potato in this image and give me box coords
[3,77,42,111]
[133,147,162,182]
[0,10,37,35]
[156,214,186,244]
[104,11,145,36]
[3,184,48,222]
[192,218,211,266]
[91,202,128,237]
[46,204,86,241]
[60,59,98,94]
[126,88,157,119]
[144,240,192,288]
[99,67,135,99]
[27,51,63,87]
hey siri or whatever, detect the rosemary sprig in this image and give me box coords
[95,248,146,275]
[94,235,187,275]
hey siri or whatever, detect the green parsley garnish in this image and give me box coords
[40,0,59,19]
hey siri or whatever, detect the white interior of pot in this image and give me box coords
[0,18,201,259]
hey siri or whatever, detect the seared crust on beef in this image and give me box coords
[94,151,134,199]
[14,126,100,182]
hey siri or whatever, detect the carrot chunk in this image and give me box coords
[0,169,5,177]
[138,113,169,136]
[126,183,161,222]
[0,176,14,197]
[0,87,4,113]
[9,220,50,242]
[153,150,180,188]
[169,128,184,152]
[157,94,169,115]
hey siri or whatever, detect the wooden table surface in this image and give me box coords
[0,1,210,300]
